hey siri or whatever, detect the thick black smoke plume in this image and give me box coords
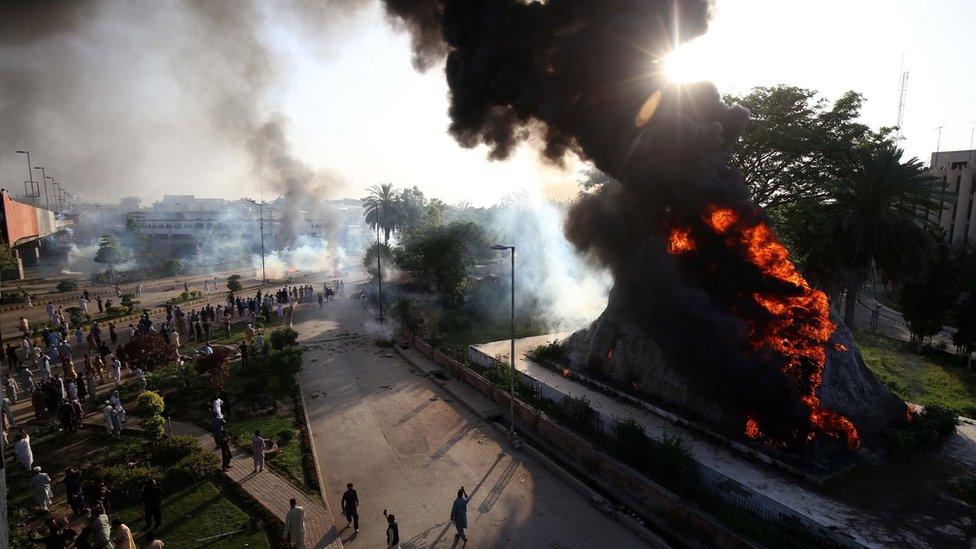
[381,0,821,441]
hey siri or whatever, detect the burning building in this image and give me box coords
[380,0,907,453]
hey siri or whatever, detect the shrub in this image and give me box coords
[137,391,166,442]
[161,258,182,277]
[227,274,243,292]
[530,340,564,363]
[57,280,79,293]
[150,435,201,466]
[0,290,30,304]
[885,406,959,457]
[65,306,86,327]
[277,429,295,445]
[164,451,218,490]
[124,332,176,371]
[553,395,596,433]
[98,465,155,504]
[270,327,299,350]
[267,346,302,375]
[195,347,233,388]
[105,306,128,317]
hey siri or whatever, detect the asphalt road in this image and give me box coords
[296,280,650,549]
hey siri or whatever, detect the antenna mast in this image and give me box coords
[895,54,909,140]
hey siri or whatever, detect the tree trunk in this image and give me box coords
[844,273,861,330]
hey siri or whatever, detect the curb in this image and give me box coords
[487,421,671,548]
[391,342,669,547]
[292,300,345,549]
[392,345,501,421]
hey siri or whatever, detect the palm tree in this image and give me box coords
[829,142,945,328]
[363,183,399,245]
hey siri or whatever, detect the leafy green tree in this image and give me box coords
[395,186,444,236]
[93,234,129,271]
[226,274,243,292]
[725,86,872,208]
[161,258,182,277]
[362,183,400,244]
[363,242,393,279]
[829,143,942,328]
[898,240,958,346]
[0,241,19,272]
[395,222,489,304]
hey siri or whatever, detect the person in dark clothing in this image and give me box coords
[143,478,163,530]
[5,343,18,367]
[59,400,77,433]
[96,296,103,313]
[64,467,85,515]
[239,342,249,369]
[109,323,118,345]
[218,429,233,470]
[383,510,399,548]
[37,517,76,549]
[341,483,360,532]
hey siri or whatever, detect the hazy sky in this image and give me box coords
[3,0,974,206]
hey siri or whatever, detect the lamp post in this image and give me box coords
[15,150,37,208]
[23,181,40,205]
[371,199,384,322]
[46,176,57,211]
[34,166,49,210]
[244,198,268,283]
[490,244,516,440]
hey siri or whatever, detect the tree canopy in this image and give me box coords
[93,233,129,269]
[363,183,399,244]
[395,221,490,304]
[724,86,874,208]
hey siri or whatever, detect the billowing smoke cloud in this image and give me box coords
[378,0,853,444]
[0,1,346,235]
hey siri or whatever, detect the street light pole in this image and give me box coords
[259,201,267,283]
[15,150,36,208]
[491,244,516,439]
[34,166,49,210]
[46,176,57,211]
[372,199,384,322]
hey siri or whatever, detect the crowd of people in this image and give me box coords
[0,276,375,548]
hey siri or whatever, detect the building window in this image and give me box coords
[195,223,204,229]
[165,224,172,229]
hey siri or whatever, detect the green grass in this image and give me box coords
[856,331,976,417]
[115,481,268,548]
[225,416,302,487]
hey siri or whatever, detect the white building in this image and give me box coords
[929,150,976,249]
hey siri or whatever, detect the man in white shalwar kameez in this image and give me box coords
[284,498,306,548]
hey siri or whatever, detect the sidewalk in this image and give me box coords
[168,419,342,549]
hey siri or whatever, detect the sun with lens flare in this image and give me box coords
[662,41,713,84]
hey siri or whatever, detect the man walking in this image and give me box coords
[450,487,470,543]
[284,498,306,548]
[143,478,163,531]
[383,510,400,548]
[341,483,359,533]
[218,428,232,470]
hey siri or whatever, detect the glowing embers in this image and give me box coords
[667,227,696,254]
[744,416,762,440]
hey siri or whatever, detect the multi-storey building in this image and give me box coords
[929,150,976,249]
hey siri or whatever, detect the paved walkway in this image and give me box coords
[168,419,342,549]
[296,276,649,548]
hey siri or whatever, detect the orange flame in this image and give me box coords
[833,343,848,352]
[704,206,737,234]
[667,227,696,254]
[562,368,572,378]
[744,416,762,439]
[606,347,615,362]
[681,206,861,449]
